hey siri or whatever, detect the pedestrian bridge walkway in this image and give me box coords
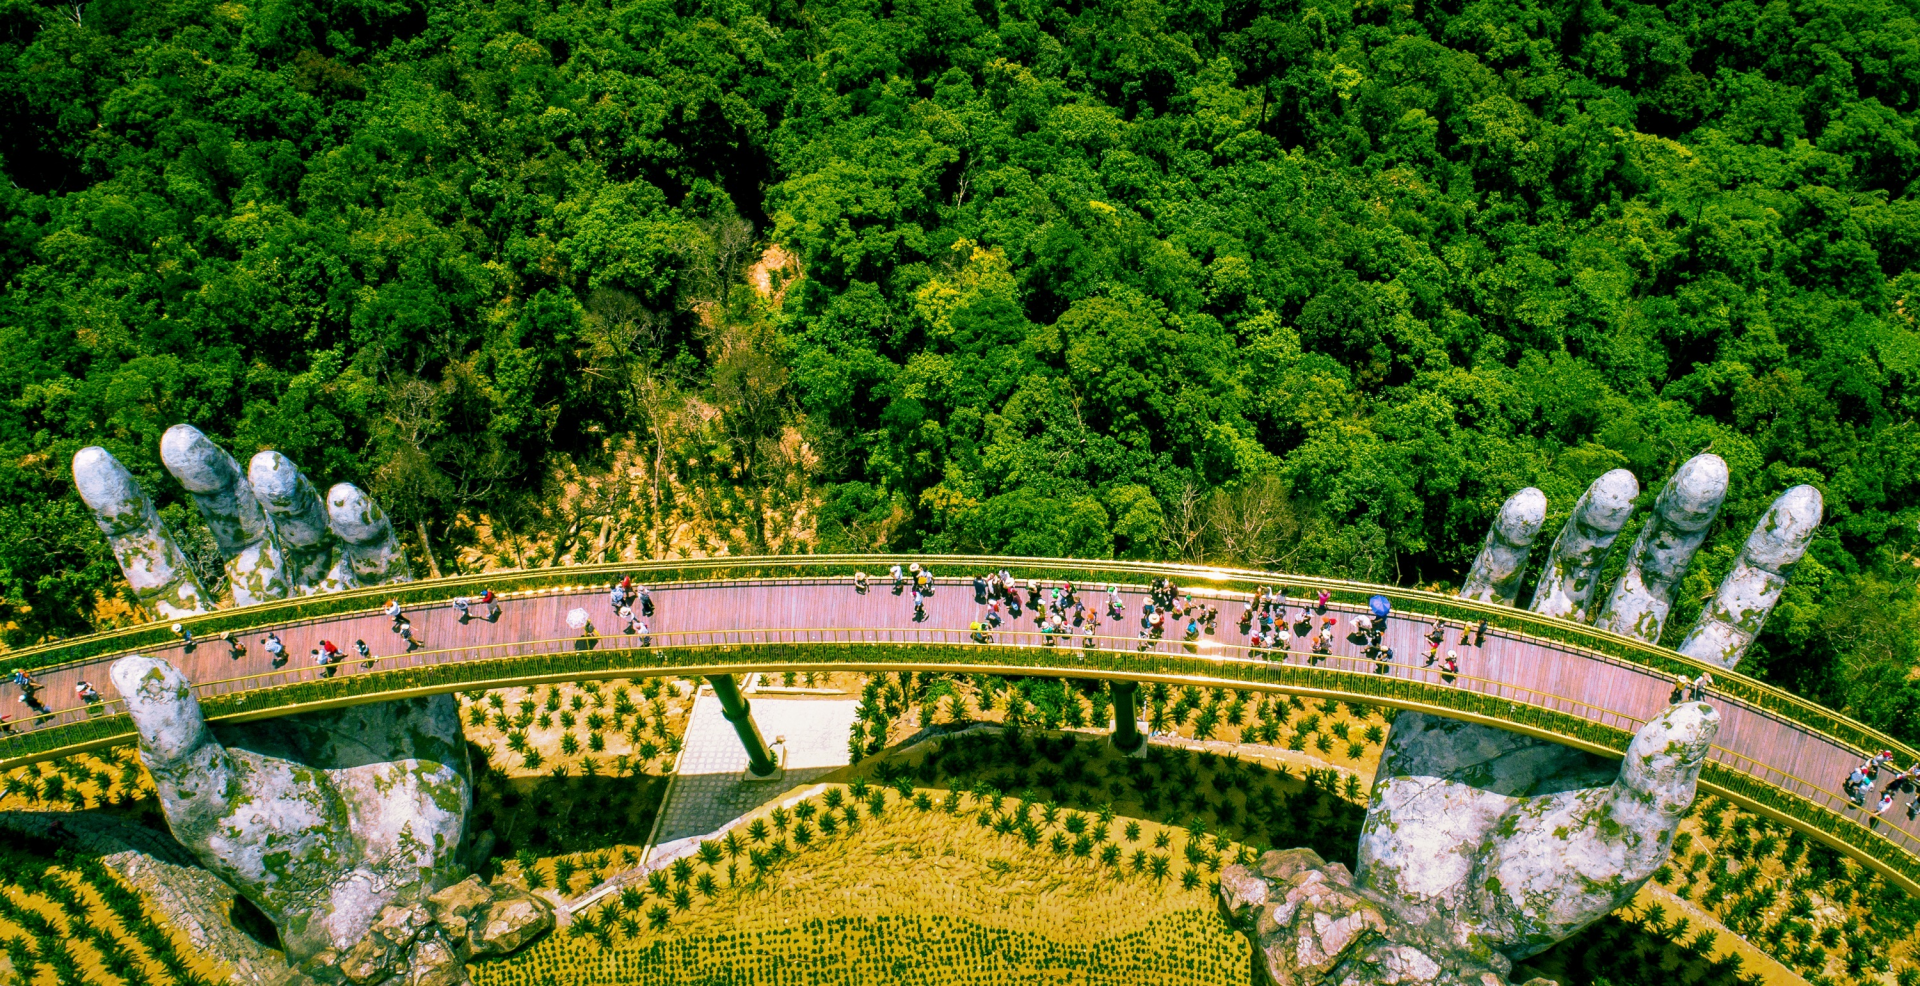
[3,555,1915,894]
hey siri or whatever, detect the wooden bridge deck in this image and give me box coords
[2,573,1912,887]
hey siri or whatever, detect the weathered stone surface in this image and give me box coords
[81,425,454,977]
[110,656,471,967]
[326,483,412,585]
[1598,453,1728,642]
[160,424,291,606]
[1357,703,1718,962]
[1528,469,1637,620]
[1679,484,1823,669]
[71,446,212,618]
[405,931,466,986]
[472,887,555,956]
[248,451,345,594]
[77,430,410,613]
[1459,489,1547,606]
[338,935,398,986]
[1221,849,1537,986]
[426,877,493,945]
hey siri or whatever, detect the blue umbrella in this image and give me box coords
[1369,595,1392,620]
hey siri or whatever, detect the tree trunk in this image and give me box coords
[416,518,443,579]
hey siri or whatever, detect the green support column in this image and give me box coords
[706,674,777,776]
[1110,681,1144,753]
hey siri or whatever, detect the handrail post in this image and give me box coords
[705,673,777,776]
[1110,681,1144,754]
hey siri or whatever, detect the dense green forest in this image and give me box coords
[0,0,1918,735]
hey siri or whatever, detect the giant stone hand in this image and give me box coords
[1223,702,1716,985]
[71,427,475,980]
[74,424,411,612]
[1318,460,1822,982]
[1353,703,1717,967]
[110,656,468,966]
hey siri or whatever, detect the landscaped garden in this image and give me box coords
[0,673,1913,986]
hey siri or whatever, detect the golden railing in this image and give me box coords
[6,605,1917,893]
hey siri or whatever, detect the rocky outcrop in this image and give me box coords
[314,879,554,986]
[1220,848,1555,986]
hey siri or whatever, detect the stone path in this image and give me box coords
[645,691,859,861]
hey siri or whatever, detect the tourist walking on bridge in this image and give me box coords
[264,632,287,667]
[396,618,422,651]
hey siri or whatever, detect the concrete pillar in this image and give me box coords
[705,674,777,776]
[1110,680,1144,754]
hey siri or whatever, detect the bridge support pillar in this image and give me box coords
[1110,681,1144,754]
[706,674,778,777]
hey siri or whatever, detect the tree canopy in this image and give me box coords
[2,0,1919,736]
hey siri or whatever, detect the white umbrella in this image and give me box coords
[566,608,591,630]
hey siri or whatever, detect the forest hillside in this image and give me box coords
[1,0,1918,738]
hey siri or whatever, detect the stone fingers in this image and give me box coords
[1460,488,1547,605]
[1597,453,1729,643]
[248,451,344,594]
[1466,702,1719,958]
[1678,485,1823,670]
[108,656,235,832]
[327,483,412,585]
[160,425,290,606]
[1528,469,1638,620]
[70,447,213,620]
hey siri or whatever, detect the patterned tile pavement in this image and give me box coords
[648,691,860,852]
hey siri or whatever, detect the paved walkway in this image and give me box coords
[7,569,1920,891]
[647,692,859,857]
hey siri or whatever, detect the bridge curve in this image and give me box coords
[2,556,1916,895]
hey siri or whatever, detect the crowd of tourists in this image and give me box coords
[843,567,1490,687]
[1842,750,1920,819]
